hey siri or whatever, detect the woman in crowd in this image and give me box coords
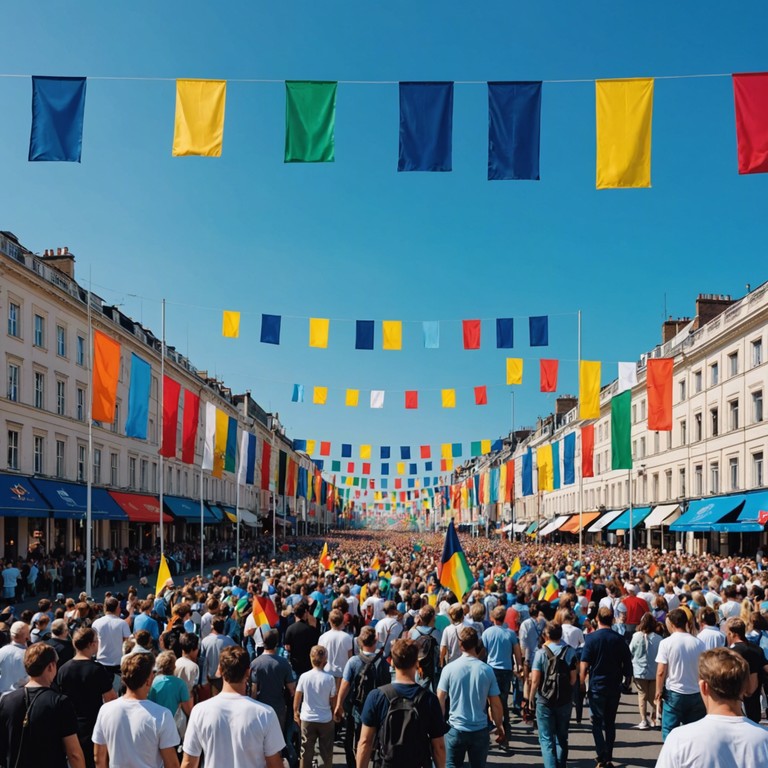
[629,612,662,730]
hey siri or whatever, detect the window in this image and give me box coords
[112,403,120,434]
[754,452,764,487]
[76,387,85,421]
[680,419,687,446]
[33,372,45,410]
[665,470,672,499]
[56,380,65,416]
[7,364,19,402]
[110,453,119,486]
[33,314,45,348]
[694,412,702,441]
[7,302,19,337]
[729,399,739,431]
[639,436,646,458]
[679,468,686,497]
[596,454,601,474]
[140,459,148,491]
[76,335,85,366]
[77,445,86,482]
[711,407,719,437]
[166,465,173,494]
[694,464,703,496]
[56,325,66,357]
[728,352,739,377]
[640,399,647,421]
[129,457,137,489]
[93,449,102,484]
[7,430,19,470]
[149,418,156,444]
[152,462,158,492]
[694,370,702,393]
[753,390,763,423]
[632,440,637,459]
[652,473,659,502]
[710,462,720,494]
[752,339,763,368]
[711,362,719,386]
[654,432,660,454]
[632,404,637,423]
[56,440,65,478]
[729,457,739,490]
[679,379,686,402]
[33,435,44,474]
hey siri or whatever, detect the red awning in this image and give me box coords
[108,491,173,524]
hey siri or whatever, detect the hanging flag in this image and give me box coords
[522,449,533,496]
[380,446,391,459]
[462,319,481,350]
[552,441,561,490]
[537,445,554,491]
[214,409,228,478]
[181,390,199,465]
[470,441,482,458]
[579,361,601,419]
[441,389,456,408]
[397,462,405,475]
[332,460,341,472]
[291,384,305,403]
[617,361,638,394]
[346,462,354,474]
[540,359,559,392]
[313,386,328,405]
[399,82,454,172]
[306,440,316,455]
[309,318,330,348]
[611,390,633,470]
[286,458,297,496]
[362,463,371,475]
[355,320,374,350]
[297,466,307,499]
[126,353,151,439]
[92,331,120,423]
[423,321,440,348]
[479,439,491,454]
[29,76,87,162]
[487,81,542,181]
[647,358,673,431]
[155,554,172,596]
[581,424,595,478]
[474,386,488,406]
[342,444,352,458]
[172,79,227,157]
[505,460,515,503]
[221,311,240,338]
[260,314,281,344]
[596,78,654,189]
[360,444,371,459]
[563,432,575,486]
[202,402,216,472]
[405,390,419,409]
[237,431,255,484]
[409,463,417,475]
[400,446,411,460]
[277,450,287,495]
[452,443,462,458]
[381,463,389,475]
[733,73,768,174]
[344,389,359,407]
[438,521,473,599]
[382,321,402,350]
[370,390,385,409]
[529,316,549,346]
[420,445,431,459]
[225,416,237,473]
[320,441,331,456]
[285,81,337,163]
[506,358,523,385]
[496,318,514,349]
[159,376,181,459]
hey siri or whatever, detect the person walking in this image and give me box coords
[200,615,236,695]
[0,621,30,693]
[92,596,131,688]
[294,645,336,768]
[519,601,547,722]
[285,603,321,679]
[724,617,767,724]
[47,619,75,668]
[580,607,633,768]
[439,603,467,668]
[698,607,726,650]
[628,612,661,729]
[149,651,192,735]
[409,604,442,692]
[318,608,354,695]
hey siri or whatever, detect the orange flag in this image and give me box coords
[92,331,120,422]
[647,358,673,431]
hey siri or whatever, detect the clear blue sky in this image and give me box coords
[3,3,768,479]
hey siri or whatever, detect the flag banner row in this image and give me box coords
[293,438,505,461]
[22,73,768,185]
[223,312,550,350]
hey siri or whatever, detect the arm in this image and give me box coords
[439,645,447,667]
[334,679,351,721]
[180,754,200,768]
[529,669,542,701]
[293,690,303,724]
[488,694,505,744]
[512,643,523,675]
[265,754,284,768]
[430,737,446,768]
[579,660,589,692]
[181,698,193,717]
[103,689,117,703]
[62,734,86,768]
[436,688,447,717]
[745,671,759,697]
[160,746,180,768]
[356,724,377,768]
[95,743,109,768]
[655,663,667,704]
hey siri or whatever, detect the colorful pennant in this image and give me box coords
[29,76,87,163]
[173,79,226,157]
[285,81,337,163]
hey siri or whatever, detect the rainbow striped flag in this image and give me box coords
[540,575,559,603]
[252,595,278,631]
[438,521,473,600]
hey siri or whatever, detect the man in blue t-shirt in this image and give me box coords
[437,627,505,768]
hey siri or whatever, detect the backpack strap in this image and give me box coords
[380,683,398,703]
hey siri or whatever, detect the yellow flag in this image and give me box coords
[345,476,353,486]
[441,389,456,408]
[481,439,491,454]
[596,78,654,189]
[172,79,227,157]
[537,445,554,491]
[445,458,454,471]
[382,321,402,350]
[155,554,172,596]
[397,462,405,475]
[506,358,523,385]
[360,445,371,459]
[214,408,228,478]
[499,463,507,500]
[579,361,601,419]
[222,310,240,338]
[313,386,328,405]
[309,318,330,348]
[441,443,451,459]
[306,439,316,455]
[345,389,359,407]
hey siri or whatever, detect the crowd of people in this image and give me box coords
[0,530,767,767]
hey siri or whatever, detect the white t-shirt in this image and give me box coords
[318,628,354,677]
[93,697,179,768]
[174,656,200,696]
[92,613,131,666]
[296,668,335,723]
[200,611,214,639]
[183,692,285,768]
[362,596,386,621]
[720,600,742,628]
[656,631,705,694]
[656,714,768,768]
[664,592,681,611]
[698,626,726,651]
[375,616,403,656]
[561,623,585,649]
[440,623,464,665]
[244,615,266,650]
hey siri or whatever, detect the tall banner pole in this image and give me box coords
[629,469,634,570]
[199,470,204,579]
[236,475,241,570]
[86,275,93,598]
[159,298,165,558]
[578,309,584,563]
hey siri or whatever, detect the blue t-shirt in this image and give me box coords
[134,613,160,641]
[437,654,500,732]
[580,628,632,694]
[148,673,189,714]
[482,625,519,671]
[532,641,577,674]
[361,681,448,739]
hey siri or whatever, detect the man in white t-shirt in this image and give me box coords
[698,607,726,650]
[1,563,20,603]
[439,603,467,668]
[719,586,742,628]
[93,652,179,768]
[656,647,768,768]
[375,602,403,657]
[361,585,385,625]
[181,645,285,768]
[318,609,354,688]
[294,645,336,768]
[655,608,706,740]
[92,597,131,678]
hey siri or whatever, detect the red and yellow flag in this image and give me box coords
[319,542,333,571]
[92,331,120,422]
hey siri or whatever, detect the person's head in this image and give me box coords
[458,626,479,654]
[141,599,153,614]
[180,632,199,658]
[383,600,397,616]
[10,621,29,644]
[37,599,52,613]
[469,603,485,623]
[491,605,506,624]
[73,627,97,653]
[121,651,155,693]
[596,607,614,628]
[329,609,344,629]
[390,637,419,671]
[418,605,436,627]
[294,603,307,621]
[543,621,563,642]
[698,647,749,705]
[699,606,718,628]
[724,617,747,643]
[666,608,689,633]
[155,650,176,676]
[24,643,57,684]
[211,616,226,635]
[637,612,657,634]
[310,645,327,670]
[218,645,250,685]
[260,629,278,651]
[34,615,50,630]
[50,618,67,638]
[358,626,377,650]
[134,629,152,649]
[105,597,120,615]
[448,603,464,624]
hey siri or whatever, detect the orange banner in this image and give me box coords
[647,358,673,431]
[92,331,120,422]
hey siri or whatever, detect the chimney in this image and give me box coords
[40,247,75,279]
[555,395,578,415]
[662,317,691,343]
[695,293,734,328]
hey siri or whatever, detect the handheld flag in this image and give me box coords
[155,554,172,596]
[541,575,559,602]
[508,557,521,579]
[252,595,278,631]
[370,555,381,572]
[648,563,659,578]
[438,521,473,600]
[319,542,332,571]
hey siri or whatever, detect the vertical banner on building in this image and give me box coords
[552,441,561,490]
[278,450,287,495]
[225,416,237,473]
[537,445,554,491]
[126,353,151,439]
[581,424,595,478]
[647,358,673,431]
[522,448,533,496]
[611,391,633,470]
[579,361,601,419]
[92,331,121,423]
[260,442,272,492]
[159,376,181,458]
[505,460,515,503]
[202,403,216,471]
[181,390,200,465]
[214,409,228,478]
[563,432,576,485]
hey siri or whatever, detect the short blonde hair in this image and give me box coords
[155,650,176,675]
[310,645,327,668]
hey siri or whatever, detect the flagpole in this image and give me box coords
[159,298,165,559]
[236,474,241,570]
[86,273,93,598]
[578,308,583,563]
[629,468,634,570]
[199,470,204,579]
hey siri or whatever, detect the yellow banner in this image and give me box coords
[173,79,227,157]
[345,389,359,407]
[313,386,328,405]
[222,310,240,338]
[506,358,523,385]
[360,445,371,459]
[382,320,402,350]
[214,408,228,478]
[309,318,330,348]
[537,445,554,491]
[441,389,456,408]
[579,360,602,419]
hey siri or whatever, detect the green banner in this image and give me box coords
[611,390,633,470]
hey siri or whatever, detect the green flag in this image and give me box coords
[611,390,633,470]
[285,81,337,162]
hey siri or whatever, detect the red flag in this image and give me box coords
[395,479,402,489]
[581,424,594,478]
[286,458,297,496]
[92,331,120,423]
[253,594,279,627]
[420,445,431,459]
[347,462,354,474]
[505,460,515,503]
[540,359,559,392]
[648,563,659,578]
[441,459,448,471]
[647,358,673,431]
[473,385,488,405]
[181,389,199,464]
[405,390,419,409]
[450,484,461,509]
[462,319,481,350]
[369,479,376,489]
[362,462,371,475]
[733,73,768,174]
[159,376,181,458]
[260,442,272,491]
[320,441,331,456]
[313,470,322,501]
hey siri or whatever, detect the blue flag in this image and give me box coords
[246,434,257,485]
[496,318,514,349]
[398,82,454,172]
[563,432,576,485]
[126,354,151,439]
[552,441,561,490]
[488,82,542,180]
[261,314,281,344]
[529,315,549,347]
[522,449,533,496]
[29,76,87,162]
[355,320,374,350]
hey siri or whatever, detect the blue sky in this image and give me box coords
[3,3,768,476]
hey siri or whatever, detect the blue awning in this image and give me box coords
[29,479,127,521]
[525,521,539,534]
[164,496,220,524]
[607,506,653,531]
[670,496,746,532]
[0,473,51,517]
[711,491,768,533]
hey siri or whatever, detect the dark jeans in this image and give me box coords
[572,680,584,723]
[343,712,361,768]
[493,668,513,735]
[445,726,489,768]
[588,690,621,764]
[536,701,572,768]
[661,690,706,740]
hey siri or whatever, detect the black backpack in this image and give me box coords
[538,646,572,707]
[352,650,386,714]
[378,685,432,768]
[413,628,439,680]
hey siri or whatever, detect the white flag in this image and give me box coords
[237,430,249,484]
[202,402,216,470]
[617,361,638,394]
[370,390,385,409]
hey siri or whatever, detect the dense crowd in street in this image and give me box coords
[0,530,767,768]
